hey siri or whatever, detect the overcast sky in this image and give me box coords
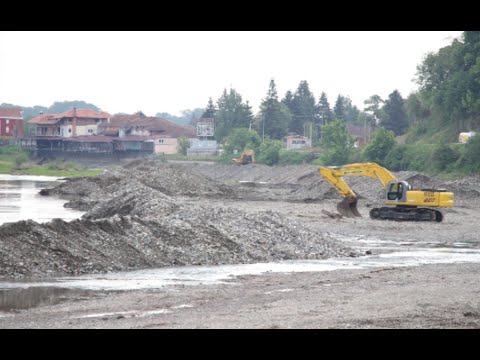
[0,31,462,116]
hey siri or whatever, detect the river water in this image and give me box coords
[0,174,85,225]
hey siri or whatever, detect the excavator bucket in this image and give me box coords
[337,197,362,218]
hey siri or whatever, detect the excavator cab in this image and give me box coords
[385,181,410,202]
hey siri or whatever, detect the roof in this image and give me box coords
[52,109,111,119]
[0,108,23,119]
[106,114,196,138]
[192,117,214,125]
[28,114,60,125]
[347,124,367,138]
[64,136,114,143]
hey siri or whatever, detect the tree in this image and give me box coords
[317,92,333,124]
[333,95,346,120]
[258,80,291,140]
[201,97,216,118]
[381,90,409,135]
[223,128,261,154]
[343,96,360,123]
[320,120,356,165]
[281,90,294,111]
[404,93,430,125]
[363,94,385,128]
[177,136,190,155]
[288,81,316,135]
[363,128,396,164]
[214,88,253,141]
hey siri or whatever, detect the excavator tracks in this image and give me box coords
[369,207,443,222]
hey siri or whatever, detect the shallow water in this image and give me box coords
[0,175,85,225]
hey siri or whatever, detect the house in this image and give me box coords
[283,134,311,150]
[346,124,370,148]
[99,113,196,154]
[28,108,111,138]
[0,108,24,138]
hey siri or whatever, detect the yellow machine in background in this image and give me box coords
[319,162,454,222]
[232,149,256,165]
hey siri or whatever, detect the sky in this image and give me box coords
[0,31,463,117]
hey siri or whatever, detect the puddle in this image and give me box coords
[0,286,99,312]
[1,246,480,295]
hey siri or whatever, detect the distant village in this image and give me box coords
[0,107,368,159]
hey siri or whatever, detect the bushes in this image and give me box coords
[363,128,395,163]
[432,143,460,171]
[177,136,190,156]
[278,150,309,165]
[456,134,480,172]
[0,145,24,155]
[257,139,283,166]
[14,153,28,168]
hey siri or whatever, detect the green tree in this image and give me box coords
[333,95,346,120]
[201,97,216,118]
[363,94,385,128]
[320,120,356,165]
[363,128,396,164]
[215,89,253,141]
[177,136,190,155]
[257,138,283,166]
[258,80,291,140]
[317,92,333,124]
[288,81,316,135]
[223,128,261,154]
[404,93,430,125]
[381,90,409,135]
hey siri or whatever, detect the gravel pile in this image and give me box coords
[0,159,359,280]
[0,205,358,280]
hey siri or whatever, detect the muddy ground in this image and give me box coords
[1,160,480,328]
[1,263,480,328]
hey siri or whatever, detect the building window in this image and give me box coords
[6,126,9,133]
[6,119,9,125]
[88,129,93,133]
[158,139,164,144]
[68,129,72,133]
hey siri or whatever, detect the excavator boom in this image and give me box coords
[319,163,397,218]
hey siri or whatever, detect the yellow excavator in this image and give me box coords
[232,149,256,165]
[319,162,454,222]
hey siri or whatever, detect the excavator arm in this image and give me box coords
[319,162,398,218]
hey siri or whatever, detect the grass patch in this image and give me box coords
[0,161,102,177]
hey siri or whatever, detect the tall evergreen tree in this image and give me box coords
[289,80,316,135]
[201,97,216,118]
[381,90,409,135]
[259,79,291,140]
[281,90,294,111]
[317,92,333,124]
[333,95,346,120]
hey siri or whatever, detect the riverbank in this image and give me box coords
[1,263,479,328]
